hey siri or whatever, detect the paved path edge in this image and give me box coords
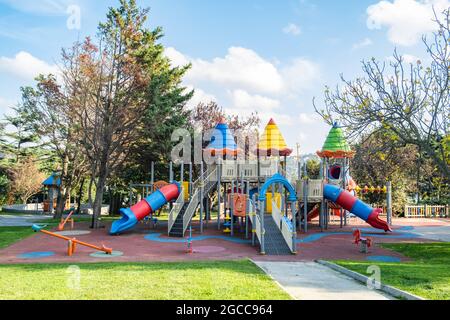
[249,259,296,300]
[316,260,425,300]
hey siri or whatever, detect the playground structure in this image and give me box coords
[32,224,112,256]
[111,119,392,256]
[42,173,71,214]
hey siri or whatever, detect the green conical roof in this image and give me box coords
[321,123,351,152]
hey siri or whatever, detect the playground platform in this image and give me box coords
[0,218,448,264]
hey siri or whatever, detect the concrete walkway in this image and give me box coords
[0,215,52,227]
[413,226,450,242]
[254,261,395,300]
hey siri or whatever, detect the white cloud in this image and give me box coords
[298,113,321,124]
[352,37,373,50]
[165,47,321,98]
[0,97,17,116]
[283,23,302,36]
[281,58,322,93]
[165,46,284,95]
[185,86,217,109]
[0,51,59,81]
[229,89,280,111]
[165,47,190,68]
[0,0,72,15]
[367,0,450,46]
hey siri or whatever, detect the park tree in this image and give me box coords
[21,71,89,218]
[350,130,419,214]
[9,157,45,204]
[2,104,40,166]
[315,9,450,181]
[69,0,193,227]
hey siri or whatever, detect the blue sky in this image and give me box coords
[0,0,448,153]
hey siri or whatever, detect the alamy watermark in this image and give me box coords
[366,265,382,290]
[66,265,81,290]
[66,5,81,30]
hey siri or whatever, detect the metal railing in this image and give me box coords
[404,205,449,218]
[181,166,218,235]
[249,210,263,247]
[271,200,295,253]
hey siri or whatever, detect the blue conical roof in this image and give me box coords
[42,173,61,186]
[205,118,239,156]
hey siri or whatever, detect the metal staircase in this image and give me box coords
[168,203,189,237]
[168,165,218,237]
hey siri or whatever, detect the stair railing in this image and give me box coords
[182,166,218,235]
[271,199,295,253]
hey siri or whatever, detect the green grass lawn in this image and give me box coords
[0,260,291,300]
[333,243,450,300]
[0,227,36,250]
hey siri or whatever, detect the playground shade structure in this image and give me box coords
[323,184,392,232]
[110,182,181,234]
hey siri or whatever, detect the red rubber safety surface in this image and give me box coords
[1,218,447,264]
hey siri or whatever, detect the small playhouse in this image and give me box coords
[42,173,70,213]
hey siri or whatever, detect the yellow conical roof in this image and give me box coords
[257,119,293,157]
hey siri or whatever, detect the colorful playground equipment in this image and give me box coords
[57,210,75,231]
[32,224,112,256]
[113,118,392,256]
[298,122,392,233]
[324,184,391,231]
[110,182,181,234]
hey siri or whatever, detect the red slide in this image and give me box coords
[307,206,320,222]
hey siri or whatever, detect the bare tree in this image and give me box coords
[9,157,45,204]
[315,9,450,179]
[74,1,160,228]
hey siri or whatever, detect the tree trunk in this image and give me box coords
[55,154,70,219]
[76,178,85,215]
[54,190,68,219]
[91,164,108,229]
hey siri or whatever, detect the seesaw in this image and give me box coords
[32,224,112,256]
[57,210,75,231]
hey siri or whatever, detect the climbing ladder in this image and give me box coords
[168,165,218,237]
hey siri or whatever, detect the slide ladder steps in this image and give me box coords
[263,215,292,255]
[169,203,189,237]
